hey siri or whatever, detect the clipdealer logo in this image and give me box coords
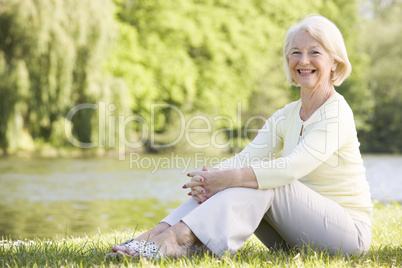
[65,101,285,160]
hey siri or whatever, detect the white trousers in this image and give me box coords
[161,180,371,256]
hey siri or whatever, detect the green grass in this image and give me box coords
[1,202,401,267]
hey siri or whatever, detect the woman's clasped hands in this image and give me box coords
[183,166,230,204]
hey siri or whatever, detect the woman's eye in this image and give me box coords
[291,51,300,55]
[311,51,320,54]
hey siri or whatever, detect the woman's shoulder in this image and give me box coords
[318,92,356,130]
[325,92,354,119]
[274,99,301,117]
[265,100,301,131]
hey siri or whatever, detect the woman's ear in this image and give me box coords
[331,60,338,72]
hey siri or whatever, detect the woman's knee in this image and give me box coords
[214,187,273,200]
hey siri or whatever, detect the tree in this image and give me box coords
[0,0,127,155]
[0,0,372,155]
[109,0,369,152]
[359,0,402,153]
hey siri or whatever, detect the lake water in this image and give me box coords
[0,154,401,239]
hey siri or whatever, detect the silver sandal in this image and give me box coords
[108,239,163,259]
[135,240,163,259]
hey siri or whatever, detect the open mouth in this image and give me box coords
[298,69,316,74]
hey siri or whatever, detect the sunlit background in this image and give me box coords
[0,0,401,239]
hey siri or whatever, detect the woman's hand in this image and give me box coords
[183,166,259,204]
[183,167,235,203]
[183,166,208,204]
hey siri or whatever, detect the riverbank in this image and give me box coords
[1,155,402,240]
[1,203,400,267]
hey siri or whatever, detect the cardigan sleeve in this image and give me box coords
[214,109,285,170]
[252,107,352,189]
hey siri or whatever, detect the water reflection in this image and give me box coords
[0,156,188,239]
[0,155,401,239]
[0,198,180,239]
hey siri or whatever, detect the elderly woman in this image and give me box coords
[109,14,372,258]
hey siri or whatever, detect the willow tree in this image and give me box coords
[108,0,368,152]
[0,0,127,154]
[109,0,295,151]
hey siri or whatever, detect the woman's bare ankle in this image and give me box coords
[136,222,170,241]
[152,221,199,257]
[173,221,199,247]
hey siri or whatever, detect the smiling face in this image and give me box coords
[288,30,338,89]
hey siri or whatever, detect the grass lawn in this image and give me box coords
[1,202,401,267]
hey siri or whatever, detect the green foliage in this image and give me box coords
[109,0,371,152]
[359,0,402,153]
[0,0,392,154]
[0,0,127,155]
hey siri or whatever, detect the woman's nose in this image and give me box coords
[299,53,310,65]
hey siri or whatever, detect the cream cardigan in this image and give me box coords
[217,92,373,226]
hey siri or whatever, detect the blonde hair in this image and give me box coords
[283,15,352,86]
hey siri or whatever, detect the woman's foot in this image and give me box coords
[150,221,199,257]
[111,222,170,253]
[110,221,200,258]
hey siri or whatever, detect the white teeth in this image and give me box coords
[299,70,315,74]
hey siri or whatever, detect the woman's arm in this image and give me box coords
[184,110,286,202]
[185,166,258,199]
[252,116,349,189]
[184,109,286,202]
